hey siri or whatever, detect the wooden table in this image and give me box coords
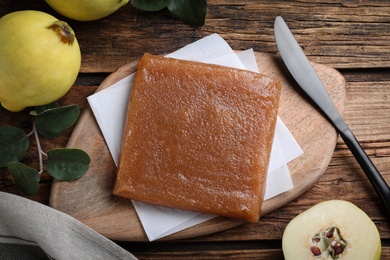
[1,1,390,258]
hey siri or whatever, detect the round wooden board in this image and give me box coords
[50,52,346,241]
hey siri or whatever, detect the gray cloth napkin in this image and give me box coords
[0,191,137,260]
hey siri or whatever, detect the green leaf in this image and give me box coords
[130,0,171,11]
[35,126,62,140]
[167,0,207,26]
[46,148,90,181]
[34,105,80,139]
[0,125,29,167]
[32,102,60,115]
[8,162,40,196]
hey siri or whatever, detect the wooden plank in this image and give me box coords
[0,1,388,72]
[116,240,390,259]
[130,249,284,260]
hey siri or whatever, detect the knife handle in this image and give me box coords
[339,127,390,216]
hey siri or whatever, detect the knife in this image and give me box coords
[274,16,390,216]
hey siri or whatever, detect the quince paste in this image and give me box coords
[113,53,282,222]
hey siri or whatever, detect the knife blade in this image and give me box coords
[274,16,390,216]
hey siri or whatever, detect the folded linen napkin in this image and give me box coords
[0,191,137,260]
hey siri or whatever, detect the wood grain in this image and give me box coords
[0,1,389,72]
[0,1,389,258]
[49,52,346,241]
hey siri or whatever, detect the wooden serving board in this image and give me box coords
[50,52,347,241]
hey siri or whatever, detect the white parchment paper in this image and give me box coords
[88,34,303,241]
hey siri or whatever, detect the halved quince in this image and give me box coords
[282,200,381,259]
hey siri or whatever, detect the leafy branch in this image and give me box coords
[0,102,90,196]
[130,0,208,26]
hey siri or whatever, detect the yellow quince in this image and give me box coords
[0,10,81,112]
[45,0,129,21]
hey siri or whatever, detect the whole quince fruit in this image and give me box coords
[0,10,81,112]
[45,0,129,21]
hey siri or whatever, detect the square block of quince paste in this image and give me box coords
[113,53,282,222]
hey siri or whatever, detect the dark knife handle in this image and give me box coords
[339,127,390,215]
